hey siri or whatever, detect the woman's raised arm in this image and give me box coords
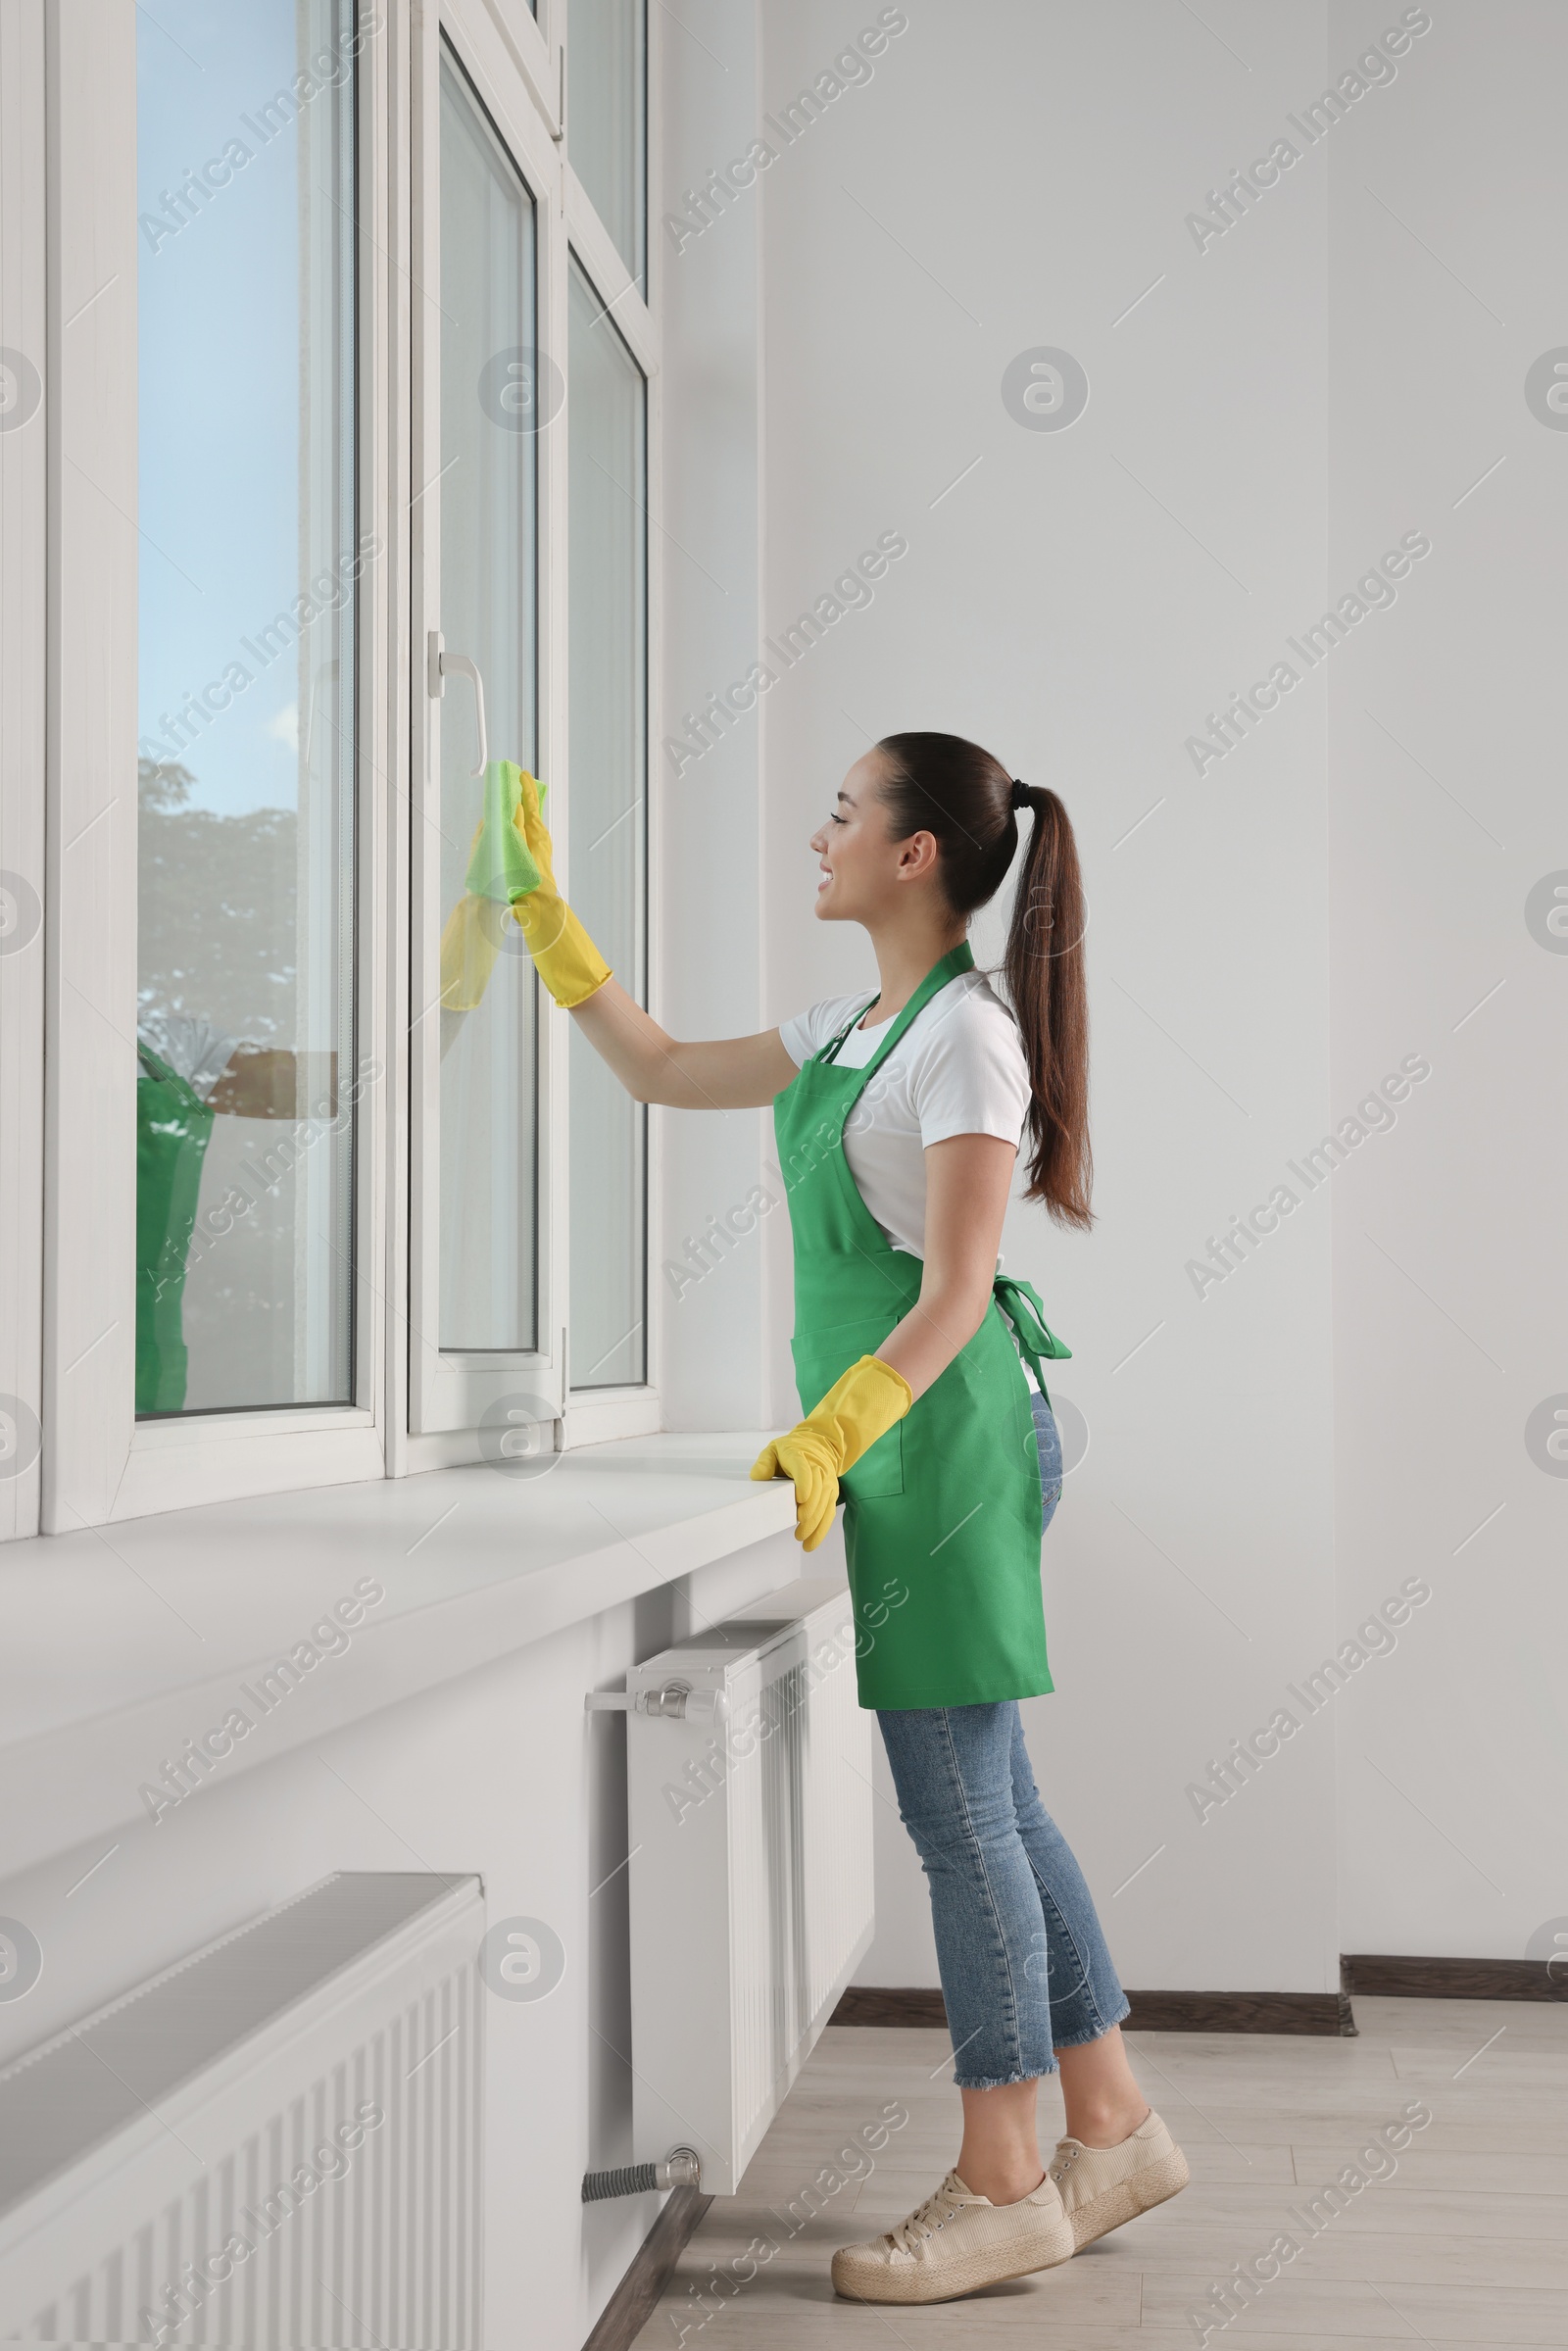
[469,769,799,1108]
[571,977,799,1109]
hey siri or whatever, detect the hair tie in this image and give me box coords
[1009,778,1034,812]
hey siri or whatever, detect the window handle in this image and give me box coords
[427,631,489,778]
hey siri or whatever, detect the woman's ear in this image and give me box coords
[896,829,940,881]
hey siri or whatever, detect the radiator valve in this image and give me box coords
[585,1679,729,1726]
[582,2145,703,2201]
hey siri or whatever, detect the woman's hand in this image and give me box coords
[506,769,612,1008]
[441,762,800,1103]
[439,765,612,1012]
[751,1355,913,1549]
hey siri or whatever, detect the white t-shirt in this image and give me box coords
[777,970,1031,1260]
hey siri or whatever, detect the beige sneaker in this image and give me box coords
[831,2167,1073,2304]
[1049,2109,1190,2247]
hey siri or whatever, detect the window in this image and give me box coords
[39,0,654,1524]
[134,0,360,1417]
[566,0,648,290]
[435,46,541,1356]
[567,259,648,1391]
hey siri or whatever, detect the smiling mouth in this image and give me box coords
[817,866,833,890]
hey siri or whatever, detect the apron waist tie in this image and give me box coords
[991,1272,1072,1395]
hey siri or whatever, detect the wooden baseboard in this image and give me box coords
[1123,1987,1355,2035]
[832,1985,947,2028]
[834,1953,1568,2043]
[1344,1952,1568,2002]
[830,1985,1354,2035]
[582,2185,712,2351]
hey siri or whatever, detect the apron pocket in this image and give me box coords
[841,1420,904,1500]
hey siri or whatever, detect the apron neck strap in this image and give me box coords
[820,940,975,1070]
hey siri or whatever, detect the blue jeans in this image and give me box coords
[1033,1389,1063,1530]
[877,1703,1130,2087]
[875,1397,1128,2089]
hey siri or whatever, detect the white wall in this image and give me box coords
[1326,0,1568,1961]
[654,0,778,1432]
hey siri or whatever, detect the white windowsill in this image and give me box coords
[0,1432,796,1882]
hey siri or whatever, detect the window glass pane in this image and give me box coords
[568,259,646,1389]
[135,0,358,1416]
[566,0,646,288]
[436,47,540,1352]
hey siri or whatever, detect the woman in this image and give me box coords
[497,730,1189,2306]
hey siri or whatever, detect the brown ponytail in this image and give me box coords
[874,731,1093,1229]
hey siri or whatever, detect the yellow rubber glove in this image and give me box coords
[439,891,508,1012]
[750,1354,913,1551]
[510,767,612,1010]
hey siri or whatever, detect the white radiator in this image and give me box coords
[0,1873,484,2348]
[626,1579,874,2196]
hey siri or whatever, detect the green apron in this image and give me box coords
[135,1043,216,1415]
[776,942,1072,1711]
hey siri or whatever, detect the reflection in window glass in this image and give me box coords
[136,0,359,1416]
[436,48,541,1352]
[566,0,646,288]
[568,259,647,1389]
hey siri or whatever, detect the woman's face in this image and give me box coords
[810,754,932,923]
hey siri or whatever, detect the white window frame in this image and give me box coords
[407,4,566,1444]
[36,0,660,1527]
[558,125,659,1453]
[0,0,48,1543]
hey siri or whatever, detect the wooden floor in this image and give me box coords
[632,1998,1567,2347]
